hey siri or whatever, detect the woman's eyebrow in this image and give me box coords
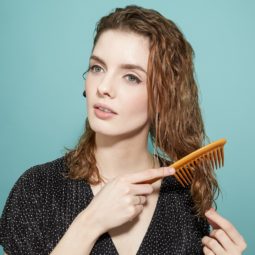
[90,55,147,74]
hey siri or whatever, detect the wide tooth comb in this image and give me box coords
[140,138,226,187]
[171,138,226,187]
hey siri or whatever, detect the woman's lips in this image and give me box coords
[94,107,117,120]
[93,103,117,114]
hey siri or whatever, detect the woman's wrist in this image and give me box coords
[75,207,105,239]
[50,209,104,255]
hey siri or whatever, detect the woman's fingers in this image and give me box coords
[204,208,247,254]
[202,236,226,254]
[123,167,175,184]
[134,195,147,205]
[209,229,236,252]
[205,208,247,250]
[203,245,216,255]
[203,229,239,254]
[129,183,154,195]
[86,166,175,232]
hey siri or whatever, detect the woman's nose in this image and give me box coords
[97,74,115,98]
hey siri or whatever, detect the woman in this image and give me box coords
[0,5,246,255]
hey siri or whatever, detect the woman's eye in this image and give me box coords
[126,74,141,84]
[90,65,103,73]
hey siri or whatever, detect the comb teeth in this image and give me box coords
[174,163,194,187]
[179,168,189,185]
[217,148,222,168]
[213,149,218,169]
[210,146,225,169]
[172,139,227,187]
[209,151,215,170]
[174,172,185,187]
[221,146,225,166]
[184,165,193,182]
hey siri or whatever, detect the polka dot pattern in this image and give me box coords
[0,156,209,254]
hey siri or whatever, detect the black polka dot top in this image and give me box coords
[0,156,209,255]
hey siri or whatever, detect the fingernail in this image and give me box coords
[205,210,211,217]
[205,208,215,216]
[167,167,175,174]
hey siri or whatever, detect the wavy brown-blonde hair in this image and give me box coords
[65,5,219,217]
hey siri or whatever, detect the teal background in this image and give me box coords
[0,0,254,254]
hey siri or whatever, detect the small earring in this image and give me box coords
[83,90,86,98]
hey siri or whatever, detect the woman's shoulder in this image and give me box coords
[21,155,67,177]
[0,156,77,255]
[1,155,89,214]
[10,156,71,196]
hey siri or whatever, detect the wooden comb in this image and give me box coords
[140,138,227,187]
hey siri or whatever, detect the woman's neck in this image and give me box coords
[94,133,157,180]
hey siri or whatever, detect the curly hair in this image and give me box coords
[64,5,219,217]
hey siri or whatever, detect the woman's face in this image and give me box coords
[85,29,150,138]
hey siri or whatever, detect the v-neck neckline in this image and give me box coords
[87,176,166,255]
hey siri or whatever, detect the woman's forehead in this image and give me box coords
[92,30,149,70]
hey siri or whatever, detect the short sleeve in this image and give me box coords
[0,166,46,255]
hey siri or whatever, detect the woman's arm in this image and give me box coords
[50,207,104,255]
[2,208,104,255]
[202,208,247,255]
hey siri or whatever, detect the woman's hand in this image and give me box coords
[82,166,175,235]
[202,208,247,255]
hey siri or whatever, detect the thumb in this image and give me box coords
[205,208,220,229]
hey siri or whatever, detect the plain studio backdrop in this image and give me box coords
[0,1,254,254]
